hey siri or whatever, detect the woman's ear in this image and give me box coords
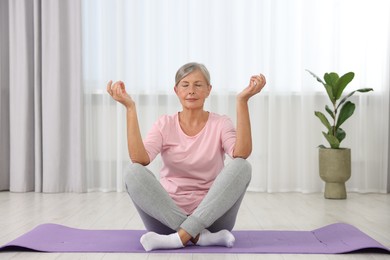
[206,84,212,97]
[174,85,178,94]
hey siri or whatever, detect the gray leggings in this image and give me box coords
[125,158,251,238]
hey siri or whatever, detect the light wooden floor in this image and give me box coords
[0,191,389,260]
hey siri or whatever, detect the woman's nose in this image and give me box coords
[188,85,196,94]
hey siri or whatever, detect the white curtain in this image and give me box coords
[0,0,85,192]
[1,0,388,193]
[82,0,390,193]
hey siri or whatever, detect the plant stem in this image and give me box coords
[333,102,337,136]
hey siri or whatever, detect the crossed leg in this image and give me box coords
[125,158,251,251]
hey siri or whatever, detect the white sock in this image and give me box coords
[196,229,235,248]
[140,232,184,252]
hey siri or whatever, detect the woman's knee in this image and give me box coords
[231,158,252,184]
[124,163,150,191]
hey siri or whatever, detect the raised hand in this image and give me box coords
[106,80,135,109]
[106,80,149,164]
[237,74,266,102]
[233,73,266,159]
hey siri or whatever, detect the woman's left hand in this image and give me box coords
[237,74,266,102]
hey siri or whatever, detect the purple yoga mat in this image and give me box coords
[1,223,389,254]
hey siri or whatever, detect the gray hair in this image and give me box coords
[175,62,211,86]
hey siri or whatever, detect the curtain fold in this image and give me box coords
[388,61,390,194]
[0,0,10,191]
[0,0,84,192]
[9,0,35,191]
[40,0,85,192]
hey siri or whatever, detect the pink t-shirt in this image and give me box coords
[143,112,236,215]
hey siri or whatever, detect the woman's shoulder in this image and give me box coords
[154,113,178,128]
[157,113,177,121]
[209,112,231,122]
[208,112,234,129]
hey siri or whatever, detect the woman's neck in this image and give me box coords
[178,109,209,136]
[179,109,208,124]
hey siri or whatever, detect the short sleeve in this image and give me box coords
[143,118,164,162]
[220,116,236,158]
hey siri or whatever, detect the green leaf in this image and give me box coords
[324,84,335,103]
[336,101,356,129]
[324,72,339,97]
[337,88,373,110]
[306,70,325,84]
[335,128,346,143]
[318,145,327,149]
[356,88,374,93]
[307,70,335,102]
[335,72,354,100]
[325,105,335,119]
[324,72,339,87]
[315,111,331,130]
[322,132,340,149]
[338,91,355,109]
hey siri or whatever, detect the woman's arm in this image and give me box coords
[233,74,266,159]
[107,81,150,165]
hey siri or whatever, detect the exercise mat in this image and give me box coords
[1,223,389,254]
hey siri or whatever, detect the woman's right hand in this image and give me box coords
[107,80,149,165]
[106,80,135,109]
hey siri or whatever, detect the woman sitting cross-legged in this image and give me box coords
[106,62,266,251]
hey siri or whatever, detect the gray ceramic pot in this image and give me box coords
[319,148,351,199]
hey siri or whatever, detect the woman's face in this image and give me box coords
[174,70,212,111]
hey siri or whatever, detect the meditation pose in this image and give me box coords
[107,62,266,251]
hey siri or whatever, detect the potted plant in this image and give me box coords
[307,70,373,199]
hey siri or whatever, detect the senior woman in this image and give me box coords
[107,62,266,251]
